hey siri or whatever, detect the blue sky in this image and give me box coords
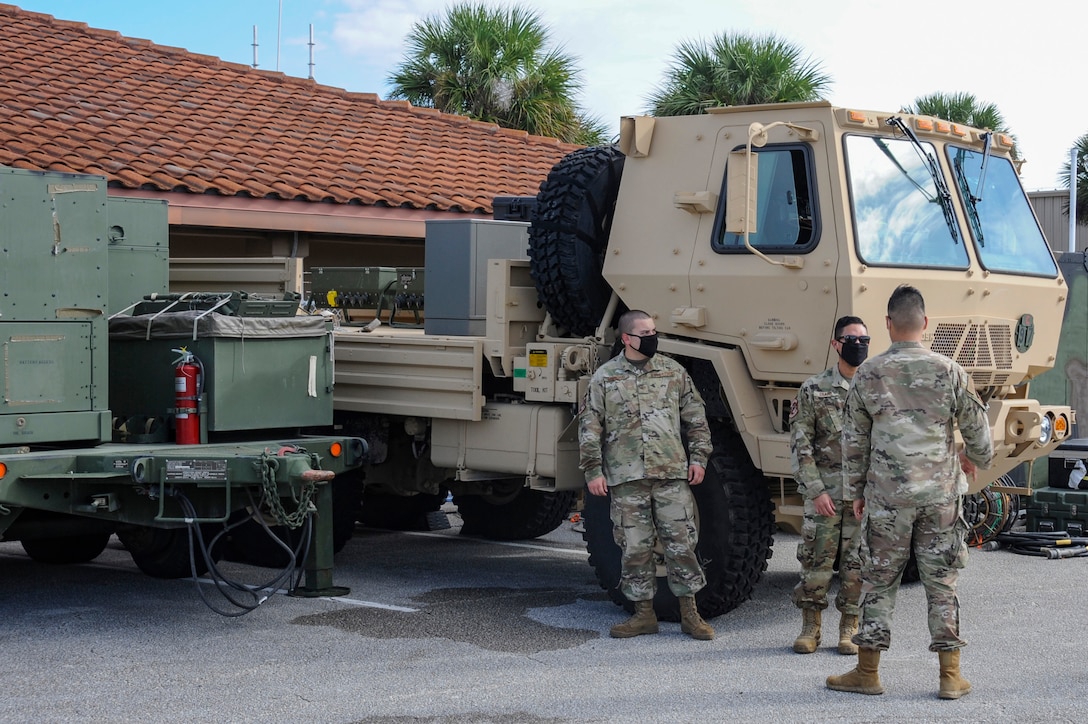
[11,0,1085,192]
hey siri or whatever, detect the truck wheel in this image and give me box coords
[582,436,775,621]
[20,532,112,565]
[117,525,215,579]
[455,485,576,541]
[529,145,625,336]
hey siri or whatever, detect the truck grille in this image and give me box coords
[931,322,1013,388]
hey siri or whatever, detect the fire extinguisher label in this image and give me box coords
[175,377,187,392]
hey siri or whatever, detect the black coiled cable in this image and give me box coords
[995,530,1088,559]
[177,488,313,617]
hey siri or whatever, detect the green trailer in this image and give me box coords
[0,165,365,610]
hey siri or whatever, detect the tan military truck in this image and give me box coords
[315,100,1074,619]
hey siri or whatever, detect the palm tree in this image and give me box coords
[387,2,604,145]
[904,92,1009,132]
[1060,133,1088,224]
[645,32,831,116]
[904,91,1019,160]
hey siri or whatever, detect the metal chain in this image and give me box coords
[258,452,317,529]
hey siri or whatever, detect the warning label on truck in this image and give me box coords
[166,459,229,481]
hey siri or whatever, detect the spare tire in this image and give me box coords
[529,145,625,336]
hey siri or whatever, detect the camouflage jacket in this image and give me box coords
[579,352,712,485]
[790,365,851,503]
[843,341,994,507]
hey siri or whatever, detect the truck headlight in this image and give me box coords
[1038,413,1054,445]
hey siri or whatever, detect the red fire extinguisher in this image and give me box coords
[171,348,201,445]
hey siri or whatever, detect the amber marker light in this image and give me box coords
[329,442,343,458]
[915,118,934,132]
[951,124,968,137]
[935,120,951,133]
[0,461,6,479]
[847,109,867,123]
[1054,414,1069,438]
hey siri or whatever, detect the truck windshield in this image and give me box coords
[947,146,1058,277]
[845,134,968,268]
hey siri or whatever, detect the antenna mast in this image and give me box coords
[308,24,315,80]
[276,0,282,71]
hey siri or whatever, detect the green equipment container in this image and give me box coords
[0,166,111,446]
[109,307,334,436]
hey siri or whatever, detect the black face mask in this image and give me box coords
[839,340,868,367]
[633,332,659,359]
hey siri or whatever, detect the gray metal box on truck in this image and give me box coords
[423,219,529,336]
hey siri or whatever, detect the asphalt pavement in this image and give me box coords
[1,507,1086,723]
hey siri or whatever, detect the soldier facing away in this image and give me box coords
[789,316,869,655]
[579,309,715,640]
[826,285,993,700]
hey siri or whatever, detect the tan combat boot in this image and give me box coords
[678,596,715,640]
[938,649,971,700]
[609,600,659,638]
[826,648,885,695]
[838,614,859,655]
[793,608,822,653]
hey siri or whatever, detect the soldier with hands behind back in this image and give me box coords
[789,316,869,655]
[826,285,993,699]
[579,310,715,640]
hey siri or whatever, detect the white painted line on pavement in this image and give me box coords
[402,530,589,557]
[325,596,418,612]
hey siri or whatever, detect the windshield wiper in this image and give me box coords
[972,131,992,203]
[953,152,985,247]
[885,116,959,244]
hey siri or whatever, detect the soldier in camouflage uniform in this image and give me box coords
[579,309,715,640]
[827,286,993,700]
[789,316,869,655]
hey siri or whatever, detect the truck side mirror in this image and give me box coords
[725,149,758,235]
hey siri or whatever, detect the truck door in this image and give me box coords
[690,119,840,379]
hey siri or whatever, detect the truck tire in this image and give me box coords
[117,525,215,579]
[455,485,576,541]
[582,436,775,621]
[20,532,112,565]
[529,145,625,336]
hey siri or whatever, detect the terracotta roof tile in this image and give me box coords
[0,4,580,213]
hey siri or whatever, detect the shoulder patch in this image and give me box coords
[788,396,799,421]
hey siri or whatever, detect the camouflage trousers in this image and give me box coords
[609,478,706,601]
[854,496,968,652]
[792,499,862,614]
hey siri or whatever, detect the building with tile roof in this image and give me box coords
[0,3,578,268]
